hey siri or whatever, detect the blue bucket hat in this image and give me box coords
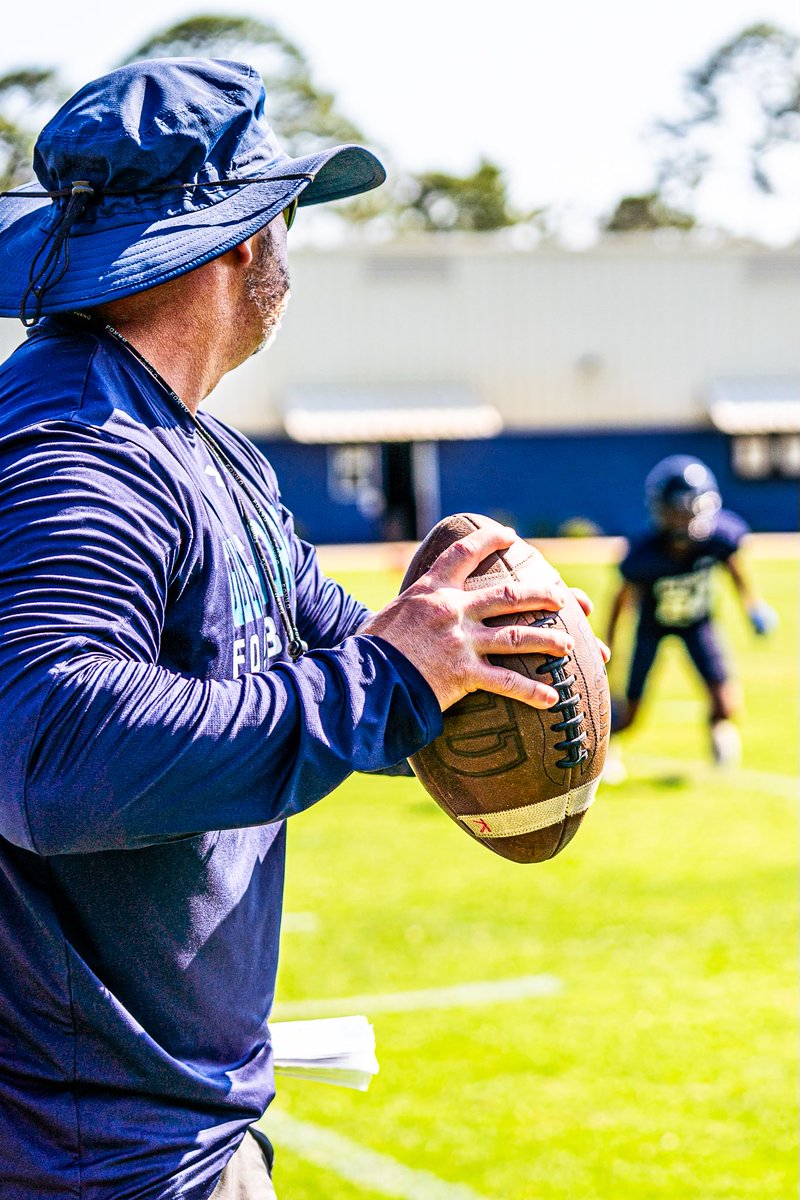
[0,57,385,323]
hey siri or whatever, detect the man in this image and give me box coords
[0,60,592,1198]
[604,454,777,781]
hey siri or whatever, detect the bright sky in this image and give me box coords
[3,0,799,243]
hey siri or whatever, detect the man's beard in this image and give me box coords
[243,225,291,355]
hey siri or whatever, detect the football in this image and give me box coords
[400,513,610,863]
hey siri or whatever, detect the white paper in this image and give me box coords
[270,1015,379,1091]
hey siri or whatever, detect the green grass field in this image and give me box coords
[262,547,798,1200]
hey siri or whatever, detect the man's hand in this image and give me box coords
[748,601,779,636]
[361,522,574,712]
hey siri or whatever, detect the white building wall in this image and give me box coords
[207,236,800,435]
[1,236,797,435]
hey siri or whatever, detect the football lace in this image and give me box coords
[531,617,589,770]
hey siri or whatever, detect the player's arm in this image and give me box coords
[724,552,778,635]
[606,581,638,655]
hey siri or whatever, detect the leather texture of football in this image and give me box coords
[401,513,610,863]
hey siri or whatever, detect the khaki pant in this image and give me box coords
[210,1128,276,1199]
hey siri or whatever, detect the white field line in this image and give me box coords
[272,974,562,1020]
[263,1110,494,1200]
[280,912,319,934]
[621,753,798,799]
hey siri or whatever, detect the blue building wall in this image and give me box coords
[437,430,796,539]
[255,429,797,544]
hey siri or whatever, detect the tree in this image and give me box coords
[605,192,695,234]
[0,69,65,192]
[123,16,367,159]
[651,23,800,231]
[364,157,540,234]
[400,159,515,232]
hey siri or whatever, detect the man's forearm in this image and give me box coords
[3,638,440,856]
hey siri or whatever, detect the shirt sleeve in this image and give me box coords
[0,425,441,856]
[274,501,417,776]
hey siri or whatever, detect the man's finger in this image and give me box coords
[468,579,567,620]
[468,662,560,710]
[425,522,516,589]
[473,621,574,660]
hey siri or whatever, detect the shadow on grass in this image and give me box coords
[653,773,687,788]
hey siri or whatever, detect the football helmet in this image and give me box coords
[645,455,722,541]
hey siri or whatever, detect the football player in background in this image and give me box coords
[603,454,778,781]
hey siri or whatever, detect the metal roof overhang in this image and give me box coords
[281,384,503,443]
[707,378,800,434]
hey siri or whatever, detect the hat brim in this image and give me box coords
[0,143,384,317]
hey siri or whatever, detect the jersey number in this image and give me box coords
[653,569,712,626]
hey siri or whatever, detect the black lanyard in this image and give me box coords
[69,313,308,661]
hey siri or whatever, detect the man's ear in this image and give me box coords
[225,235,257,268]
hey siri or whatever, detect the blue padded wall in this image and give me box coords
[254,430,797,544]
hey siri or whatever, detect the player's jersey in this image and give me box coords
[620,509,748,629]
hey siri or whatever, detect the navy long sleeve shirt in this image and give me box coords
[0,317,441,1199]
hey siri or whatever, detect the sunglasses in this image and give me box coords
[282,197,299,231]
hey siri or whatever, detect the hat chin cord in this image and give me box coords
[19,181,95,327]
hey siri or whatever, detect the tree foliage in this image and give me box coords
[0,69,64,191]
[653,22,800,202]
[602,22,799,236]
[605,192,695,233]
[398,159,517,232]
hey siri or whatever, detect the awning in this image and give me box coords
[707,378,800,434]
[280,384,503,443]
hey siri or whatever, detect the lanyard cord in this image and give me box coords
[72,314,308,661]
